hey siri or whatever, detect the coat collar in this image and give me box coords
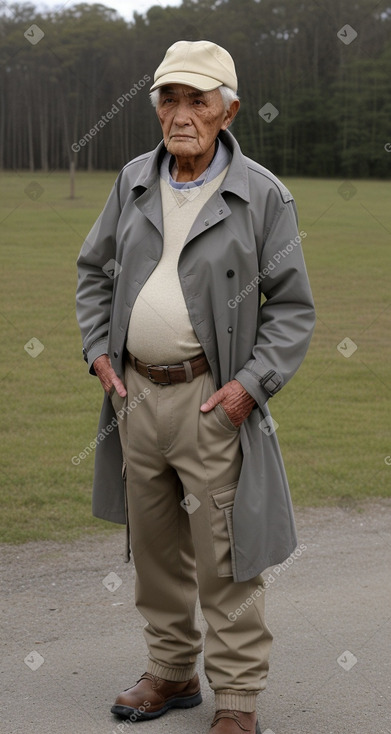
[131,129,250,203]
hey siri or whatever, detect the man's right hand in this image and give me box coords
[93,354,127,397]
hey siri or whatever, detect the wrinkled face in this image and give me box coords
[156,84,233,160]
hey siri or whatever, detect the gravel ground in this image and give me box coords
[1,501,391,734]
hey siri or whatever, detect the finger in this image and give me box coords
[111,375,127,398]
[200,388,225,412]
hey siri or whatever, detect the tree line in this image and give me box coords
[1,0,390,177]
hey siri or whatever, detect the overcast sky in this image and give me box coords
[36,0,182,22]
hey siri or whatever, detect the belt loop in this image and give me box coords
[129,353,136,370]
[183,360,193,383]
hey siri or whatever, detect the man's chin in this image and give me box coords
[166,140,199,158]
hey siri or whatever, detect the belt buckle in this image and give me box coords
[146,364,171,385]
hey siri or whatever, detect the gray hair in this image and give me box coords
[150,85,239,111]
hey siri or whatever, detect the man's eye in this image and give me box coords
[193,99,204,106]
[162,98,174,104]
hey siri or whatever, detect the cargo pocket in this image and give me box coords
[209,482,237,577]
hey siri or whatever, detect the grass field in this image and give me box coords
[0,170,390,543]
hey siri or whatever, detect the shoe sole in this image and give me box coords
[111,690,202,720]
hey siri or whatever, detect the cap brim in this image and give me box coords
[150,71,222,92]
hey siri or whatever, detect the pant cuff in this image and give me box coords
[147,659,197,682]
[215,691,258,712]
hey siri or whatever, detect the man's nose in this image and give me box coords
[172,101,192,126]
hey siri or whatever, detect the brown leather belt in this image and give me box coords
[127,351,209,385]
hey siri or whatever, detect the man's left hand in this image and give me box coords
[200,379,256,428]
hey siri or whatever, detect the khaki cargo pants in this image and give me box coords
[110,361,272,712]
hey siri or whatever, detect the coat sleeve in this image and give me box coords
[234,196,316,407]
[76,177,122,373]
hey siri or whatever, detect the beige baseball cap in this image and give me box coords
[150,40,238,93]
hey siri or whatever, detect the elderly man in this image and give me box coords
[76,40,315,734]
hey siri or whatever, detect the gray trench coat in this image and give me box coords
[76,129,315,582]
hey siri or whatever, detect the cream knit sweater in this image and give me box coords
[126,167,228,364]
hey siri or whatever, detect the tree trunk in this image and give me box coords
[69,159,75,199]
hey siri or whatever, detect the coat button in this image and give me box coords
[218,208,224,215]
[227,269,235,278]
[227,327,233,333]
[113,351,119,358]
[204,219,210,226]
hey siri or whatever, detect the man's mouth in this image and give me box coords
[170,134,195,140]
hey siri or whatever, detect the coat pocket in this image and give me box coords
[209,482,237,577]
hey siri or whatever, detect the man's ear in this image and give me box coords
[221,99,240,131]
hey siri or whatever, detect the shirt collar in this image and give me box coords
[159,138,232,189]
[130,130,250,203]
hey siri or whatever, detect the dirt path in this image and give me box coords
[1,501,391,734]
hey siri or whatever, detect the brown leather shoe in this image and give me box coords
[111,671,202,720]
[209,710,261,734]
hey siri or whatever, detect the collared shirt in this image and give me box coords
[159,137,232,190]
